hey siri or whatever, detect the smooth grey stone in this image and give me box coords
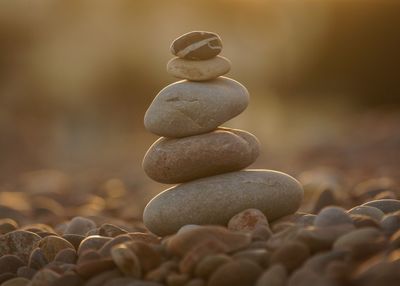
[143,170,303,236]
[144,77,249,138]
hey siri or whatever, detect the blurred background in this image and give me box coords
[0,0,399,221]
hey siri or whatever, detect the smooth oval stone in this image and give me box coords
[170,31,222,60]
[380,212,400,235]
[143,170,303,236]
[143,128,260,184]
[314,206,353,228]
[37,235,74,261]
[348,206,385,221]
[144,77,249,138]
[167,56,230,81]
[362,199,400,214]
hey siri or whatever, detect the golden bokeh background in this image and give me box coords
[1,0,399,202]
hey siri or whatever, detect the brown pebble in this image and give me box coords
[1,277,30,286]
[362,199,400,214]
[99,234,132,257]
[28,248,48,270]
[111,244,141,278]
[63,217,96,236]
[166,225,251,257]
[255,264,287,286]
[270,241,310,272]
[0,219,18,235]
[124,241,162,273]
[99,224,128,237]
[170,31,222,60]
[179,238,228,274]
[54,248,77,264]
[61,234,85,251]
[76,250,101,265]
[77,235,111,256]
[143,129,260,184]
[208,259,263,286]
[228,208,269,232]
[194,254,231,279]
[0,255,25,275]
[37,235,74,261]
[0,231,41,263]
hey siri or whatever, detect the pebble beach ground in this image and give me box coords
[1,31,400,286]
[1,169,399,286]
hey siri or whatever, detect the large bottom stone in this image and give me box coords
[143,170,304,236]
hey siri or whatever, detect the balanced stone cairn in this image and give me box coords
[143,31,304,236]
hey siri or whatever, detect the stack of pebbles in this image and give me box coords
[143,31,303,236]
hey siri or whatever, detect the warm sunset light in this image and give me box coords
[0,1,399,285]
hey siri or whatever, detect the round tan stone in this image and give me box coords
[144,77,249,138]
[144,170,303,236]
[143,128,260,184]
[170,31,222,60]
[167,56,230,81]
[37,235,74,261]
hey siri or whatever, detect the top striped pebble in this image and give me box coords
[170,31,222,60]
